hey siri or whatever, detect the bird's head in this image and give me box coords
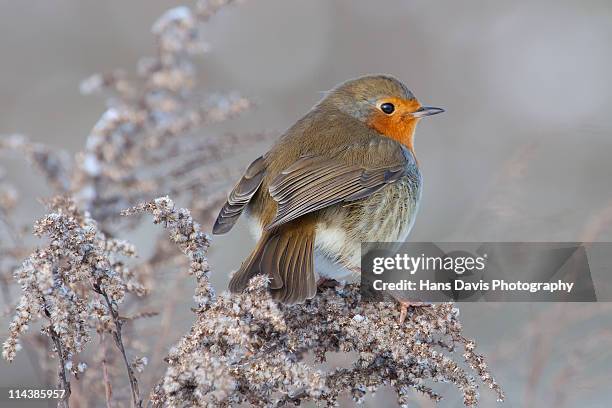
[322,75,444,152]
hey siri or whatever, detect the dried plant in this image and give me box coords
[1,1,504,407]
[125,197,503,407]
[0,167,23,310]
[1,1,258,405]
[2,196,145,407]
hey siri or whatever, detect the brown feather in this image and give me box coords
[228,220,317,304]
[265,140,413,230]
[227,229,270,292]
[213,155,266,234]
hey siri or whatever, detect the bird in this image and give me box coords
[213,75,443,320]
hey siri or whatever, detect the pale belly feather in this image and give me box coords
[315,176,421,279]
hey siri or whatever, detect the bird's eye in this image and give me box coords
[380,102,395,114]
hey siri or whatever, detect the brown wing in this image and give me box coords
[213,155,266,234]
[265,141,413,230]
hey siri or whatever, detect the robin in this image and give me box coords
[213,75,443,321]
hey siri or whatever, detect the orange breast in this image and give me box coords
[366,98,420,154]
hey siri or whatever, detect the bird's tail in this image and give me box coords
[228,221,317,304]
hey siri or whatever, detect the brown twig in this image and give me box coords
[98,287,142,408]
[50,332,71,408]
[102,358,113,408]
[44,305,71,408]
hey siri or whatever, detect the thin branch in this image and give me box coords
[102,358,113,408]
[98,287,142,408]
[44,305,71,408]
[50,332,71,408]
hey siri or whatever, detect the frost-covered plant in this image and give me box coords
[3,196,145,407]
[72,1,257,227]
[1,1,258,406]
[121,196,214,309]
[129,197,504,407]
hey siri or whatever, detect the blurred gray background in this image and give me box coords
[1,0,612,407]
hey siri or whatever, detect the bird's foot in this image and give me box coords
[398,299,431,324]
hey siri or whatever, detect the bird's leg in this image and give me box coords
[343,264,428,324]
[387,290,431,324]
[397,299,430,324]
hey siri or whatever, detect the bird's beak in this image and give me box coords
[411,106,445,118]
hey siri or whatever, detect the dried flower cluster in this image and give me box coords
[1,1,505,407]
[0,163,23,304]
[126,197,504,407]
[0,135,72,193]
[72,1,262,228]
[1,1,264,231]
[1,1,262,406]
[2,196,145,406]
[121,196,215,308]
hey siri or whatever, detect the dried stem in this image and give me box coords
[97,286,142,408]
[51,334,71,408]
[102,358,113,408]
[45,305,71,408]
